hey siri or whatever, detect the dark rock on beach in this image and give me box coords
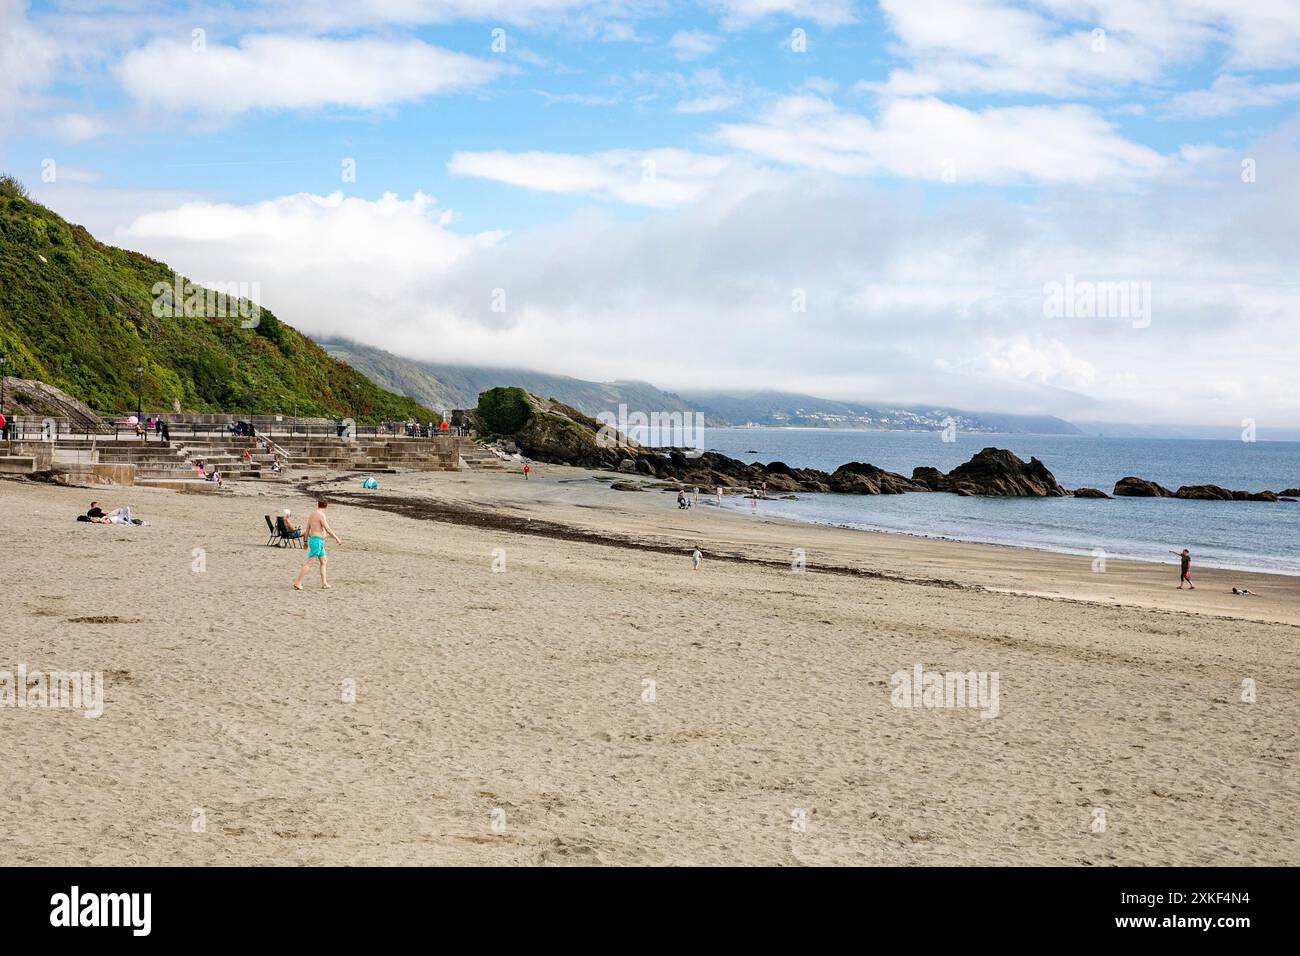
[942,447,1068,497]
[1072,487,1110,498]
[910,466,948,491]
[1114,475,1283,502]
[827,462,925,495]
[1174,484,1236,501]
[1113,476,1174,497]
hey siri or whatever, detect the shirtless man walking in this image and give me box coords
[293,498,343,590]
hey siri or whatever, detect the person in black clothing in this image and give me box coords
[1171,548,1194,589]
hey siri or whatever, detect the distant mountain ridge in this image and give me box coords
[319,338,697,420]
[676,389,1082,435]
[319,338,1081,435]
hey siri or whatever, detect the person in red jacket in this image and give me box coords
[523,463,531,480]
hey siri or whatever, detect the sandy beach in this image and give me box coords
[2,466,1296,866]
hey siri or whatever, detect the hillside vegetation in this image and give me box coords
[0,176,434,422]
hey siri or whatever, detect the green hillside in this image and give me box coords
[0,176,434,422]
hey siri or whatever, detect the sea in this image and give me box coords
[689,427,1300,576]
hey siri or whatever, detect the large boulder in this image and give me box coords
[827,462,923,495]
[1174,484,1235,501]
[1113,476,1174,497]
[942,448,1067,497]
[1072,487,1111,499]
[910,466,947,491]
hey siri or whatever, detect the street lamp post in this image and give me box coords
[0,354,8,440]
[135,364,144,435]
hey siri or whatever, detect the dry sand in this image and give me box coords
[1,466,1296,865]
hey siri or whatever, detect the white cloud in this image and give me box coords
[872,0,1164,98]
[1163,74,1300,118]
[534,90,623,107]
[710,0,858,29]
[49,165,100,183]
[717,95,1168,184]
[937,337,1098,391]
[116,35,508,114]
[0,0,58,114]
[254,0,632,31]
[872,0,1300,98]
[448,148,753,208]
[668,30,723,61]
[114,190,503,346]
[44,113,107,141]
[676,94,740,114]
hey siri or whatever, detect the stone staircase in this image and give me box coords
[458,440,509,471]
[30,432,465,485]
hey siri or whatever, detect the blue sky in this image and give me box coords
[3,0,1300,426]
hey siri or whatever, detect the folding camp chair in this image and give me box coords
[276,516,305,548]
[264,515,279,547]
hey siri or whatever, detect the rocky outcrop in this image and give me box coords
[1114,476,1283,502]
[1113,476,1174,497]
[827,462,925,495]
[1174,484,1235,501]
[942,447,1067,497]
[471,391,1079,501]
[1072,487,1110,498]
[1281,488,1300,497]
[910,466,947,491]
[1,377,106,430]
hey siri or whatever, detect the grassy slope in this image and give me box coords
[0,182,434,422]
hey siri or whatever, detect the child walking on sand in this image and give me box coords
[294,498,343,590]
[1171,548,1194,589]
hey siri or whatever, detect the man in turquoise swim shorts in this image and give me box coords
[293,498,343,590]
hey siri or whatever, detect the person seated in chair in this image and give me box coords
[280,509,303,541]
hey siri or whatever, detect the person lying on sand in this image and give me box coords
[79,503,145,525]
[1231,587,1257,596]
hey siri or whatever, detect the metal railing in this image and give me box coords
[1,419,471,443]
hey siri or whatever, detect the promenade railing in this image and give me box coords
[3,419,467,442]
